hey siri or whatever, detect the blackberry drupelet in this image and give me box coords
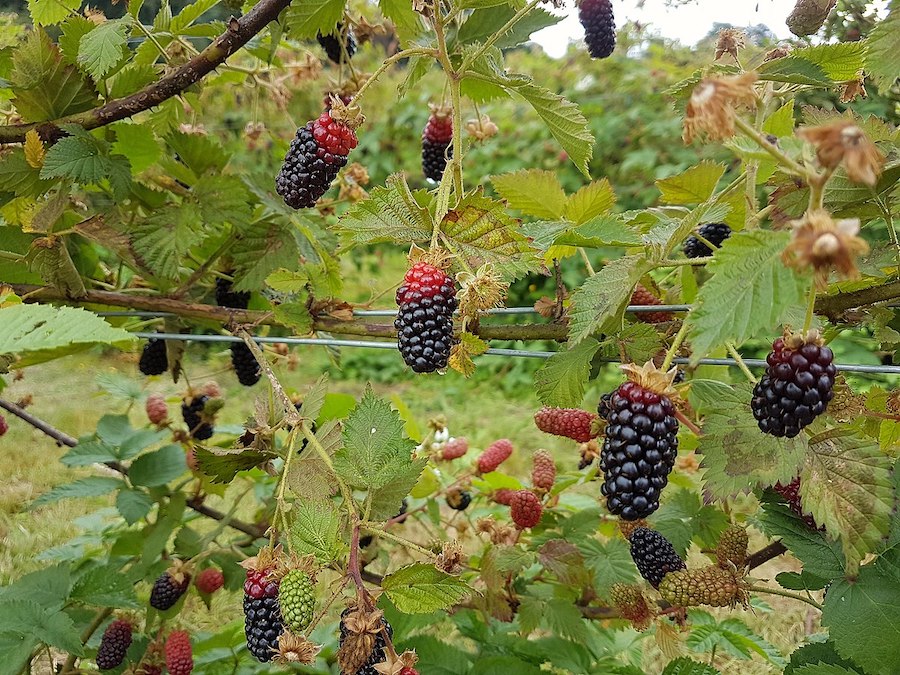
[683,223,732,259]
[600,379,679,520]
[598,390,615,420]
[276,111,357,209]
[751,333,836,438]
[394,261,458,373]
[215,276,250,309]
[317,25,357,64]
[96,620,133,670]
[231,343,261,386]
[422,110,453,182]
[139,338,168,376]
[579,0,616,59]
[182,395,214,440]
[629,527,686,588]
[150,571,190,610]
[339,608,393,675]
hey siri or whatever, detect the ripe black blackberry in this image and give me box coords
[597,390,615,420]
[394,261,458,373]
[751,332,836,438]
[579,0,616,59]
[683,223,732,259]
[339,608,393,675]
[243,595,282,662]
[317,25,357,64]
[215,276,250,309]
[139,338,168,376]
[150,571,190,610]
[96,620,133,670]
[447,490,471,511]
[182,395,214,440]
[231,343,261,387]
[276,111,357,210]
[629,526,686,588]
[600,364,679,521]
[422,109,453,182]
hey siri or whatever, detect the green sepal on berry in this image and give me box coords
[658,566,750,608]
[278,569,317,635]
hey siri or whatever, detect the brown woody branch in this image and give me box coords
[0,0,294,144]
[0,398,266,539]
[815,280,900,321]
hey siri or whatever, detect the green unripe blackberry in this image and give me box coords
[278,570,316,634]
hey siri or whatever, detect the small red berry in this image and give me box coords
[145,394,168,426]
[534,407,598,443]
[773,477,820,529]
[0,414,7,436]
[164,631,193,675]
[531,450,557,491]
[195,568,225,594]
[510,490,543,529]
[476,438,514,474]
[400,668,419,675]
[492,488,516,506]
[244,568,278,599]
[631,284,673,323]
[440,437,469,460]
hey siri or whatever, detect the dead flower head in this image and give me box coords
[465,115,499,141]
[337,606,387,674]
[840,72,867,103]
[683,72,758,144]
[457,264,508,325]
[798,120,884,186]
[274,633,321,664]
[289,52,323,84]
[783,209,869,287]
[714,28,746,61]
[436,540,465,574]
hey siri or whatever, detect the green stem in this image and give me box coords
[172,230,237,299]
[661,320,690,371]
[301,421,356,515]
[360,524,436,558]
[734,116,808,178]
[803,284,818,332]
[458,0,542,72]
[432,7,464,199]
[350,48,436,105]
[273,426,301,539]
[725,342,758,383]
[658,257,714,267]
[807,166,834,211]
[748,584,823,610]
[579,248,596,275]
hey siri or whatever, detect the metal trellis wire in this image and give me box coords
[130,331,900,375]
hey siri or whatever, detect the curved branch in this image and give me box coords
[0,0,294,144]
[815,280,900,320]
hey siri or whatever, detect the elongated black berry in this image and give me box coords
[579,0,616,59]
[244,595,282,661]
[317,25,356,64]
[215,276,250,309]
[422,111,453,182]
[339,608,393,675]
[139,338,168,376]
[600,381,679,520]
[182,395,214,440]
[231,343,261,386]
[150,571,190,610]
[394,262,458,373]
[751,335,836,438]
[96,620,133,670]
[683,223,732,259]
[629,527,686,588]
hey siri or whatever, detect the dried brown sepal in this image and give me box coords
[166,559,191,585]
[534,294,565,320]
[828,375,867,423]
[714,28,746,61]
[782,209,869,288]
[239,545,282,574]
[337,607,386,675]
[352,17,388,44]
[782,327,825,350]
[475,516,518,546]
[798,120,883,185]
[271,553,319,582]
[436,540,465,574]
[465,115,499,141]
[373,649,418,675]
[327,97,365,130]
[579,438,601,468]
[414,246,454,271]
[620,361,680,398]
[683,72,757,144]
[289,52,322,83]
[274,633,321,664]
[764,44,793,61]
[618,519,648,540]
[456,264,508,325]
[840,73,867,103]
[610,583,656,631]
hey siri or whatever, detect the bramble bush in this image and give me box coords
[0,0,899,673]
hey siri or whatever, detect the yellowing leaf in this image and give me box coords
[656,161,726,205]
[564,178,616,225]
[491,169,567,220]
[24,130,45,168]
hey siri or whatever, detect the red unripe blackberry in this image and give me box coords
[510,490,543,529]
[476,438,513,474]
[181,395,213,440]
[150,571,190,610]
[244,568,278,599]
[400,668,419,675]
[422,110,453,182]
[276,111,357,209]
[447,489,472,511]
[630,285,674,323]
[534,407,598,443]
[317,24,356,64]
[195,567,225,594]
[683,222,732,259]
[215,276,250,309]
[492,488,516,505]
[243,567,282,662]
[751,334,836,438]
[600,379,679,520]
[139,338,168,376]
[628,526,686,588]
[440,437,468,460]
[531,450,556,491]
[96,619,133,670]
[0,414,6,436]
[230,343,261,386]
[394,262,458,373]
[339,608,393,675]
[145,394,168,426]
[773,477,819,529]
[579,0,616,59]
[164,631,193,675]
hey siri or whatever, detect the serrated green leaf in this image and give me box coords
[763,100,796,139]
[758,57,832,86]
[791,42,867,82]
[112,123,161,174]
[107,62,160,98]
[867,0,900,90]
[129,203,202,280]
[337,173,433,247]
[274,299,312,334]
[78,18,130,81]
[564,178,616,224]
[116,488,154,524]
[0,565,72,611]
[382,563,472,613]
[58,15,95,64]
[170,0,221,31]
[602,323,664,365]
[194,446,270,484]
[378,0,423,44]
[30,476,123,509]
[398,56,431,99]
[579,538,635,599]
[757,501,845,580]
[692,381,807,497]
[128,444,187,487]
[656,162,725,205]
[70,564,140,608]
[785,640,864,674]
[491,169,567,220]
[28,0,80,25]
[40,131,108,183]
[28,236,86,298]
[289,500,343,564]
[284,0,345,39]
[231,221,301,292]
[166,131,230,176]
[457,5,560,49]
[410,636,473,675]
[800,431,894,574]
[662,658,720,675]
[191,174,253,228]
[791,665,864,675]
[686,231,807,361]
[534,338,600,407]
[0,149,52,198]
[0,600,82,655]
[568,255,653,343]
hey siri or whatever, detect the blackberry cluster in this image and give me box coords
[683,223,732,259]
[96,620,133,670]
[629,527,686,588]
[339,608,393,675]
[600,381,679,520]
[244,570,282,662]
[317,25,356,64]
[579,0,616,59]
[751,336,836,438]
[394,262,458,373]
[182,396,214,440]
[150,571,190,611]
[422,111,453,182]
[215,276,250,309]
[231,343,261,386]
[139,338,168,376]
[276,111,357,209]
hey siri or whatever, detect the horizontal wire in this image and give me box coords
[131,332,900,374]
